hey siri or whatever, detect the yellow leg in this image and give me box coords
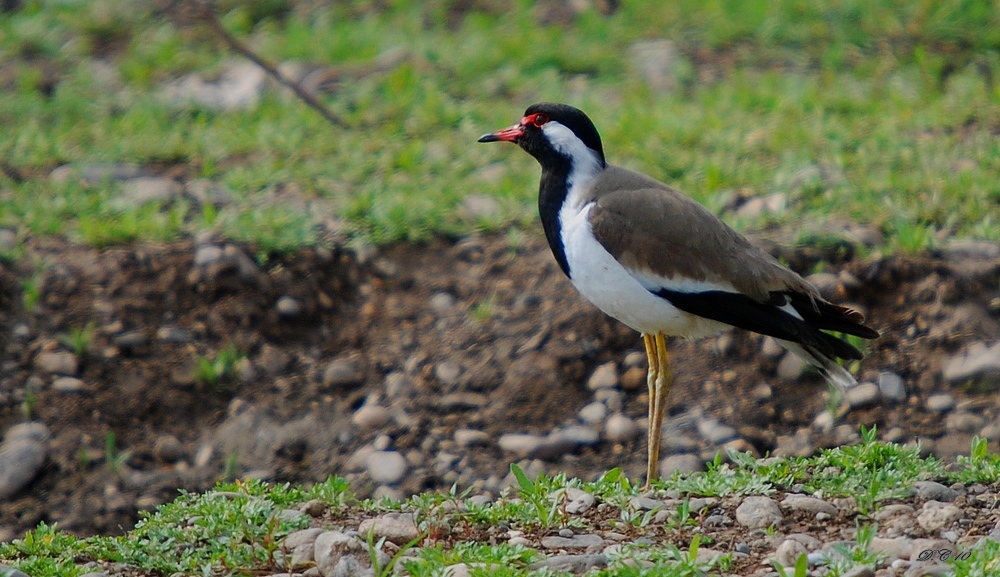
[642,332,673,490]
[642,333,658,488]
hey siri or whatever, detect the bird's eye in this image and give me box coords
[531,113,549,127]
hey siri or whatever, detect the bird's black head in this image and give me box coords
[478,103,606,168]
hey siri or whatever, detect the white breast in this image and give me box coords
[558,200,729,339]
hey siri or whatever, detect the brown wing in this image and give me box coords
[587,165,817,303]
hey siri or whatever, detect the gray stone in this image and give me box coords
[738,192,787,219]
[194,244,224,266]
[289,536,319,569]
[157,325,193,343]
[113,330,147,349]
[51,376,88,393]
[942,342,1000,384]
[940,238,1000,260]
[497,434,546,458]
[878,372,907,403]
[697,418,737,444]
[357,512,419,545]
[34,351,79,375]
[629,39,683,92]
[844,383,880,409]
[154,434,185,463]
[781,495,838,516]
[869,537,913,561]
[0,565,31,577]
[365,451,407,485]
[659,453,704,476]
[916,501,963,532]
[323,357,364,388]
[774,538,808,568]
[925,394,956,413]
[549,487,595,515]
[453,428,489,447]
[352,404,391,430]
[434,362,462,387]
[0,437,47,499]
[944,412,984,434]
[0,229,15,252]
[528,553,607,572]
[539,533,604,550]
[429,292,455,313]
[774,431,815,458]
[776,351,808,381]
[275,296,303,317]
[556,425,601,446]
[186,178,235,207]
[114,177,183,207]
[162,61,267,111]
[50,162,146,185]
[587,362,618,390]
[840,567,875,577]
[735,496,782,529]
[629,496,667,511]
[313,530,360,576]
[5,423,50,444]
[459,194,500,220]
[604,413,640,442]
[578,401,607,425]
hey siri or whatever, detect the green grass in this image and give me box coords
[3,433,999,577]
[0,0,998,253]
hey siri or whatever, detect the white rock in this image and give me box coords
[587,362,619,390]
[944,412,984,434]
[942,341,1000,384]
[34,351,79,375]
[659,453,703,477]
[605,414,640,442]
[578,401,607,425]
[454,428,490,447]
[845,382,880,409]
[498,434,546,458]
[51,376,88,393]
[776,351,808,381]
[697,418,737,444]
[366,451,407,485]
[925,394,956,413]
[351,404,391,429]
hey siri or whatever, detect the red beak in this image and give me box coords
[478,123,524,143]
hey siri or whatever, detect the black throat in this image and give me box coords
[536,157,574,278]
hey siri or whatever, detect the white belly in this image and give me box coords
[560,203,728,338]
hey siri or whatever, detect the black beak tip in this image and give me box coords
[477,133,499,143]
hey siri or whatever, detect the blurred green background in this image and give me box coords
[1,0,998,253]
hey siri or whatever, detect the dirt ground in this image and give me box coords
[1,231,999,541]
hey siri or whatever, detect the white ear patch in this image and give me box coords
[542,121,603,194]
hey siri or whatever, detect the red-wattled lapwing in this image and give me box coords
[478,103,879,487]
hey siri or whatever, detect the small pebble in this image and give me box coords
[925,394,955,413]
[605,414,640,442]
[587,362,618,390]
[352,404,391,429]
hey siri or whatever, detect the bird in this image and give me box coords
[478,102,880,487]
